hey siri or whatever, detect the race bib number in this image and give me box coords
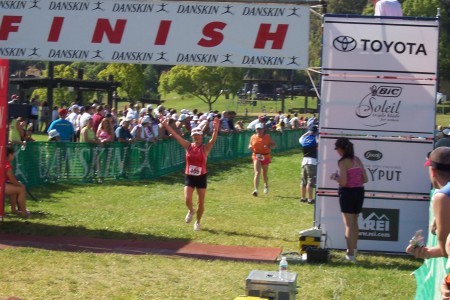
[188,165,202,176]
[256,154,265,161]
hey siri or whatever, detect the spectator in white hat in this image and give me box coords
[131,116,154,142]
[48,129,60,141]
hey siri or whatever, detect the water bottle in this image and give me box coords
[279,256,288,280]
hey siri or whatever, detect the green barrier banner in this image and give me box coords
[12,130,304,187]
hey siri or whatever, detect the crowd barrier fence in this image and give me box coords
[11,129,305,187]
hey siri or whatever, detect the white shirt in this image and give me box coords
[302,157,317,166]
[247,119,269,131]
[66,112,79,130]
[51,109,59,121]
[79,112,92,129]
[375,0,403,17]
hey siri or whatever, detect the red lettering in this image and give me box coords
[198,22,226,48]
[154,20,171,46]
[254,24,288,49]
[48,17,64,42]
[91,19,126,44]
[0,16,22,40]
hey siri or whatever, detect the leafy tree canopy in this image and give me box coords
[158,66,245,111]
[97,64,145,101]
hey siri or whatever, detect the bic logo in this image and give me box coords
[376,86,402,97]
[333,36,357,52]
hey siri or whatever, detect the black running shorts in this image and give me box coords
[339,186,364,214]
[184,173,208,189]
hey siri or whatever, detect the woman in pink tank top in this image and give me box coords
[330,137,368,263]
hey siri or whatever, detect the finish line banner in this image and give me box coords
[0,0,310,69]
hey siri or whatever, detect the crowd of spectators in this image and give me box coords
[435,125,450,148]
[7,95,314,146]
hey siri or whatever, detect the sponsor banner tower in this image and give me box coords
[316,15,439,252]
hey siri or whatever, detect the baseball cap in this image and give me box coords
[307,117,317,127]
[179,114,188,121]
[141,116,151,124]
[48,129,60,139]
[424,147,450,170]
[255,123,265,130]
[156,105,166,112]
[58,108,68,116]
[443,128,450,136]
[69,104,81,111]
[191,128,203,136]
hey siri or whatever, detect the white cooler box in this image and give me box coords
[245,270,298,300]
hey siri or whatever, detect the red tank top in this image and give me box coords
[5,161,12,181]
[185,144,207,176]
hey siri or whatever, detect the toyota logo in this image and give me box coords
[333,36,357,52]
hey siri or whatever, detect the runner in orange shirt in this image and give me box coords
[248,123,276,196]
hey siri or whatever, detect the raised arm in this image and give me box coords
[159,116,190,149]
[204,117,220,154]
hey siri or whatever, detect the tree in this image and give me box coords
[158,66,245,111]
[97,64,145,101]
[142,65,160,98]
[327,0,368,14]
[70,62,108,80]
[402,0,450,82]
[32,63,78,107]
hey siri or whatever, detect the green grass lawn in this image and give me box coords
[8,94,444,299]
[0,150,422,299]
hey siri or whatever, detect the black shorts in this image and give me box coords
[184,173,208,189]
[339,187,364,214]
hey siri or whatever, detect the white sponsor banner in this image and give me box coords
[0,0,310,69]
[315,195,429,253]
[319,79,436,137]
[317,136,433,195]
[322,16,439,74]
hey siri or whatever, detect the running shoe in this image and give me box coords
[264,185,269,194]
[194,222,201,231]
[307,199,315,204]
[185,210,195,223]
[252,190,258,197]
[300,198,308,203]
[345,254,356,263]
